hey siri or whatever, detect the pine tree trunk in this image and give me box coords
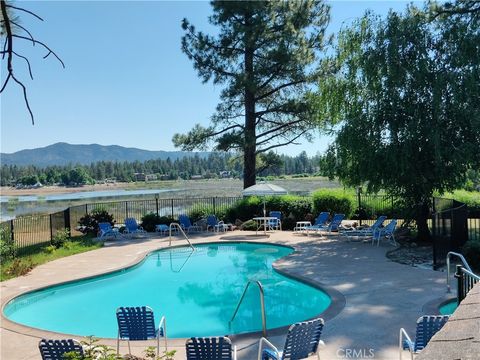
[243,12,256,189]
[416,201,432,242]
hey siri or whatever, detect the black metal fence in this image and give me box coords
[1,196,242,252]
[1,193,479,257]
[455,265,480,303]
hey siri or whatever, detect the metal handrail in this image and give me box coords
[446,251,472,293]
[229,280,267,337]
[168,223,195,251]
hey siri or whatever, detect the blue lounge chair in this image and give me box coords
[303,212,330,233]
[342,215,387,239]
[116,306,167,356]
[258,317,325,360]
[206,215,227,232]
[268,211,282,231]
[123,217,146,235]
[372,219,397,246]
[179,214,202,232]
[399,315,449,360]
[186,337,237,360]
[313,213,345,235]
[38,339,83,360]
[97,222,119,239]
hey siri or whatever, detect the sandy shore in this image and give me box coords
[0,183,129,197]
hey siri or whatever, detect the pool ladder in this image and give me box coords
[168,223,195,251]
[229,280,267,337]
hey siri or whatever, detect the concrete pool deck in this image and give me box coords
[1,231,448,360]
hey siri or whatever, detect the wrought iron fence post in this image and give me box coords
[125,201,128,220]
[213,197,217,216]
[357,191,362,226]
[10,219,14,242]
[171,199,174,219]
[64,208,71,237]
[49,214,53,241]
[156,197,159,216]
[454,264,463,305]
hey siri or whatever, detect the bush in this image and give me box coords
[312,189,354,218]
[51,228,70,248]
[189,206,227,222]
[0,226,15,262]
[141,213,161,232]
[462,240,480,272]
[78,209,114,235]
[225,195,313,230]
[140,213,174,232]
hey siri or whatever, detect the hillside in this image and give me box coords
[0,142,207,167]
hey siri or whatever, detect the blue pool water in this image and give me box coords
[439,299,457,315]
[4,243,331,338]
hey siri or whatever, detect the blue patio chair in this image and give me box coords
[342,215,387,239]
[304,212,330,232]
[97,222,119,239]
[399,315,449,360]
[186,336,237,360]
[268,211,282,231]
[206,215,227,232]
[179,214,202,232]
[372,219,397,246]
[314,213,345,235]
[116,306,167,356]
[258,317,325,360]
[38,339,83,360]
[123,217,146,235]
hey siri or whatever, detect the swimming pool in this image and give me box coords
[439,299,457,315]
[4,242,331,338]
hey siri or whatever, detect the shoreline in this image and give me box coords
[0,183,129,197]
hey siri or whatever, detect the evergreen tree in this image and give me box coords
[173,0,332,188]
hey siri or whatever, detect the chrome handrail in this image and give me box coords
[168,223,195,251]
[229,280,267,337]
[446,251,472,293]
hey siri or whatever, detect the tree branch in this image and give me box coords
[13,35,65,68]
[255,79,305,101]
[256,132,307,154]
[6,4,43,21]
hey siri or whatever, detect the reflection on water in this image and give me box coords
[0,189,180,221]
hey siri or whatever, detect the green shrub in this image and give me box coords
[44,245,57,254]
[189,206,227,222]
[225,195,313,230]
[4,258,34,277]
[0,226,15,262]
[51,228,70,248]
[141,213,162,232]
[312,189,354,218]
[78,210,114,235]
[462,240,480,272]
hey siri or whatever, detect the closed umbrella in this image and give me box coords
[242,183,288,234]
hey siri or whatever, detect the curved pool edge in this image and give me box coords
[422,295,457,315]
[1,236,345,345]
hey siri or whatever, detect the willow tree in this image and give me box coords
[173,0,331,188]
[318,6,480,241]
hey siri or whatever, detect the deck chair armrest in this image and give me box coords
[257,337,279,360]
[233,345,237,360]
[399,327,414,359]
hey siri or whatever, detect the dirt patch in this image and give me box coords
[387,243,433,268]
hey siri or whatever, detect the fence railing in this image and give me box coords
[455,265,480,304]
[1,193,479,257]
[1,196,242,253]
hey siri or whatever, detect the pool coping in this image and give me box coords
[1,237,345,347]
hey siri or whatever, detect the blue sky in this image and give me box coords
[1,1,420,155]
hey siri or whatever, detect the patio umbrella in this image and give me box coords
[242,183,288,234]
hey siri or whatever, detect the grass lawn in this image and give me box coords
[0,236,103,282]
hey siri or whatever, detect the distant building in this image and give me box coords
[145,174,157,181]
[219,171,232,178]
[191,175,204,180]
[134,173,146,181]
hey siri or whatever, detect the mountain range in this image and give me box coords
[1,143,208,167]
